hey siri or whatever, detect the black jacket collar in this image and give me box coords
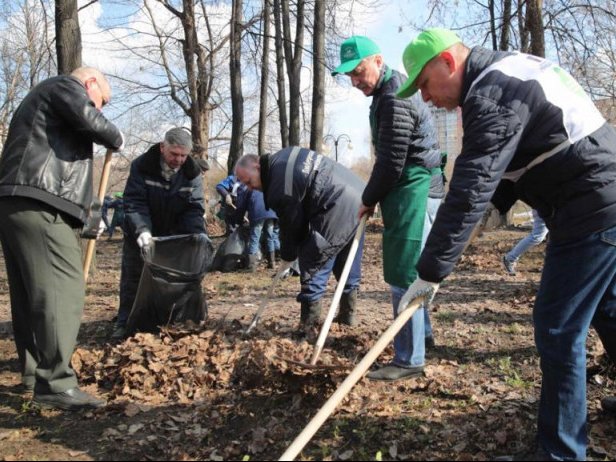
[460,46,514,104]
[138,143,201,180]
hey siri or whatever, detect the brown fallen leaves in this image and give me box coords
[74,322,351,406]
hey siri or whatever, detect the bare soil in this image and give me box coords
[0,226,614,461]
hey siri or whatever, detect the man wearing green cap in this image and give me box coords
[395,28,616,460]
[333,36,445,381]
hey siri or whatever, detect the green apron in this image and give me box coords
[381,164,431,288]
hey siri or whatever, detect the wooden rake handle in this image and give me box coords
[83,149,114,283]
[310,215,367,365]
[279,296,425,461]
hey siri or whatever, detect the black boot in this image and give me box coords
[246,254,259,272]
[300,300,322,328]
[335,289,357,326]
[267,251,276,269]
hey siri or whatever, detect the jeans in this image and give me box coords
[247,218,280,255]
[534,224,616,460]
[506,209,548,262]
[297,232,365,303]
[392,197,441,367]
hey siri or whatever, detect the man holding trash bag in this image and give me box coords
[396,28,616,460]
[0,67,123,411]
[333,35,445,381]
[111,127,206,340]
[234,148,365,331]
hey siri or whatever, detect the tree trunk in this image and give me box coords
[488,0,497,50]
[309,0,325,151]
[228,0,244,173]
[526,0,545,57]
[273,0,288,147]
[281,0,304,146]
[258,0,271,156]
[499,0,512,51]
[55,0,82,74]
[518,0,529,53]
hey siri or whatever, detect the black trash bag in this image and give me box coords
[126,234,214,335]
[210,225,250,272]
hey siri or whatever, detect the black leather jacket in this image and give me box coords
[0,75,122,225]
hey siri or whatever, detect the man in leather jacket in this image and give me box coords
[0,67,123,411]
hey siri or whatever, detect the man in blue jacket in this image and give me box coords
[235,148,365,329]
[216,174,240,236]
[333,36,445,381]
[0,67,123,411]
[234,184,280,270]
[396,29,616,460]
[111,127,206,339]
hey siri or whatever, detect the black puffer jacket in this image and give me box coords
[363,66,444,207]
[123,144,206,239]
[418,47,616,283]
[0,75,122,224]
[260,147,365,277]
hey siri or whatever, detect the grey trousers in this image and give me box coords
[0,197,84,394]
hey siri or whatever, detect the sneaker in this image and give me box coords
[33,387,106,411]
[502,255,517,275]
[366,364,424,382]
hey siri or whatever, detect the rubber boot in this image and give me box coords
[267,251,276,269]
[246,254,259,272]
[300,300,322,328]
[335,289,357,326]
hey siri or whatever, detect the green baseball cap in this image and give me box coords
[332,36,381,76]
[396,28,462,98]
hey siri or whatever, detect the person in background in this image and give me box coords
[502,209,548,275]
[216,174,240,236]
[234,183,280,271]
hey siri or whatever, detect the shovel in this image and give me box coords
[279,296,426,461]
[309,215,366,365]
[83,149,114,282]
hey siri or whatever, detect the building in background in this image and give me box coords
[431,107,463,185]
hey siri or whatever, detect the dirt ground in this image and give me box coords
[0,224,614,461]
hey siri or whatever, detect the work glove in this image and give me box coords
[397,277,440,313]
[97,220,106,239]
[117,131,126,152]
[225,194,234,206]
[137,231,152,249]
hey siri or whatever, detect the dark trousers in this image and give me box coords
[0,197,83,394]
[117,237,144,326]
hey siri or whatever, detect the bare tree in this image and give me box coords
[55,0,82,73]
[272,0,289,147]
[281,0,305,146]
[228,0,244,172]
[309,0,325,150]
[0,0,54,145]
[257,0,271,156]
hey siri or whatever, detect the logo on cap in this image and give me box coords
[342,45,358,60]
